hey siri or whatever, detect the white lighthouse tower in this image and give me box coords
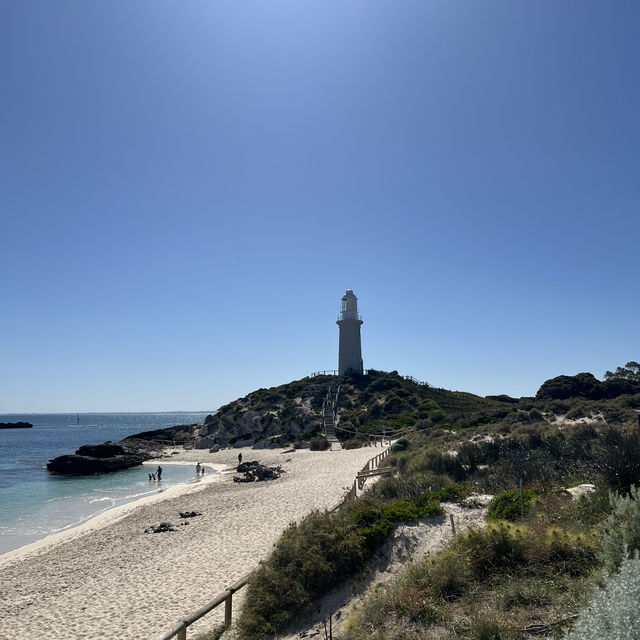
[337,289,364,375]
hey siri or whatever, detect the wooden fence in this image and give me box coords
[155,445,392,640]
[155,575,249,640]
[334,446,392,507]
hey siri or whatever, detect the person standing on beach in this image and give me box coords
[156,466,162,481]
[237,453,242,466]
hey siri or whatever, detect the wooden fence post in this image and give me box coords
[449,513,456,536]
[225,593,232,626]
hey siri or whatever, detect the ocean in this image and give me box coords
[0,412,211,556]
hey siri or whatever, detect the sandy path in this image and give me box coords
[0,445,382,640]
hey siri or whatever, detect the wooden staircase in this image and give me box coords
[323,384,341,450]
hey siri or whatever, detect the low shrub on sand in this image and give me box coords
[236,489,455,637]
[342,522,598,640]
[487,489,538,522]
[309,435,330,450]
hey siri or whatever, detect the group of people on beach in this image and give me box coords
[195,462,205,475]
[148,466,163,481]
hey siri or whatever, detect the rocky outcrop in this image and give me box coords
[199,377,328,448]
[46,424,201,475]
[46,451,149,474]
[233,461,284,483]
[46,440,156,475]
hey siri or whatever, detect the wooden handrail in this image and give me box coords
[155,575,249,640]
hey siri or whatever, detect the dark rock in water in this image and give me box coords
[234,461,283,483]
[179,511,202,519]
[46,423,203,475]
[76,443,127,458]
[0,422,33,429]
[46,439,161,475]
[46,436,160,474]
[47,452,149,475]
[145,522,176,534]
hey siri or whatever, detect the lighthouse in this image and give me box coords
[337,289,364,375]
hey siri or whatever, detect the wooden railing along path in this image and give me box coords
[155,576,248,640]
[155,444,393,640]
[339,446,391,503]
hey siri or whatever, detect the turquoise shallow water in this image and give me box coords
[0,413,210,555]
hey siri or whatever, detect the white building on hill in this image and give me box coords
[337,289,363,375]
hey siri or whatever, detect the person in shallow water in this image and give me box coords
[195,462,201,475]
[156,466,162,481]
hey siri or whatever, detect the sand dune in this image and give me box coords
[0,445,382,640]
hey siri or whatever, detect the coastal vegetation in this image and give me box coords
[237,487,462,637]
[212,361,640,639]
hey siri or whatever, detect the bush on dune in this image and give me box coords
[487,489,538,522]
[601,485,640,573]
[343,522,598,640]
[565,553,640,640]
[309,435,330,450]
[237,489,455,637]
[593,426,640,495]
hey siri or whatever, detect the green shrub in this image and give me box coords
[566,404,588,420]
[368,471,454,501]
[487,489,537,521]
[468,617,506,640]
[499,578,551,609]
[565,553,640,640]
[238,510,364,636]
[342,437,367,449]
[426,484,468,503]
[454,523,528,577]
[407,448,467,481]
[391,437,411,452]
[601,485,640,573]
[594,426,640,494]
[341,521,597,640]
[238,495,444,637]
[309,435,329,451]
[406,549,471,601]
[453,522,597,579]
[564,487,611,530]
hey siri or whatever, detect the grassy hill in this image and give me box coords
[196,370,516,449]
[197,368,640,451]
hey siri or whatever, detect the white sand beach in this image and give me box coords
[0,445,383,640]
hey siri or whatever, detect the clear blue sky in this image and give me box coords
[1,1,638,412]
